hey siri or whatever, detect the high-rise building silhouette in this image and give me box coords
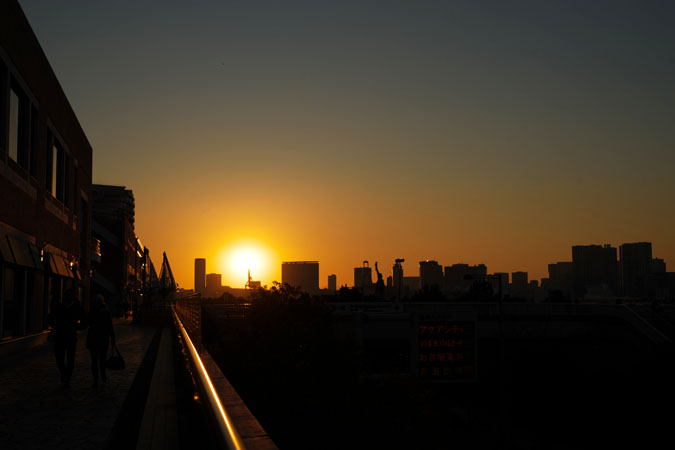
[392,260,404,288]
[511,271,529,297]
[547,261,573,298]
[92,185,135,229]
[572,244,618,298]
[620,242,652,297]
[354,261,372,288]
[327,274,337,291]
[511,271,528,288]
[650,258,666,274]
[91,185,143,315]
[205,273,222,298]
[195,258,206,294]
[419,260,443,290]
[444,264,488,291]
[282,261,319,293]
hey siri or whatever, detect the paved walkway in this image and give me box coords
[136,327,178,450]
[0,320,158,450]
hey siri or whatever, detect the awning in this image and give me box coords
[0,234,15,264]
[49,254,74,278]
[7,235,38,269]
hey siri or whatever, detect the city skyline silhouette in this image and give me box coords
[16,0,675,289]
[3,2,675,449]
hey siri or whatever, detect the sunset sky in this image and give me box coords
[19,0,675,289]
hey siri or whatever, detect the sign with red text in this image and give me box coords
[417,320,476,381]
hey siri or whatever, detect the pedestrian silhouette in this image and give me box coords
[49,288,86,388]
[87,294,116,388]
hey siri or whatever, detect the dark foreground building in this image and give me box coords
[0,1,92,338]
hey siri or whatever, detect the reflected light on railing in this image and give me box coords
[173,308,245,450]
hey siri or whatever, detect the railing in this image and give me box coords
[175,293,202,347]
[173,297,277,449]
[621,304,671,344]
[172,307,246,450]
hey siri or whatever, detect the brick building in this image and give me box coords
[1,1,93,338]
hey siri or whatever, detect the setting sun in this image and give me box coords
[218,241,278,288]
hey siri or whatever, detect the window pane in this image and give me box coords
[52,144,58,196]
[8,88,19,162]
[30,106,39,177]
[64,153,70,207]
[45,134,53,190]
[73,166,78,215]
[55,143,64,201]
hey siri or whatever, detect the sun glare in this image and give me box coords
[218,242,276,288]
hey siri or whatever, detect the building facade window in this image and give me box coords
[0,58,7,154]
[7,79,36,174]
[30,105,39,178]
[8,86,19,162]
[73,164,79,216]
[54,141,63,201]
[46,136,72,205]
[45,131,53,191]
[64,152,70,208]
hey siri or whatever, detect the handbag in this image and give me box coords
[105,343,125,370]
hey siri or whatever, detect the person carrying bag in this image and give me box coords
[86,294,117,387]
[106,342,125,370]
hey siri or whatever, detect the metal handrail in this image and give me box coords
[172,307,246,450]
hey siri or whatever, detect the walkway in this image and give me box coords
[0,320,158,450]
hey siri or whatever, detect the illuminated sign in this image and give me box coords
[417,320,476,381]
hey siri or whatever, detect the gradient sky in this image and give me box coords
[19,0,675,289]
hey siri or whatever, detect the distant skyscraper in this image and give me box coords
[282,261,319,293]
[493,272,509,290]
[419,260,443,290]
[195,258,206,294]
[490,272,509,295]
[328,274,337,291]
[547,262,573,298]
[402,276,421,292]
[444,264,488,290]
[392,260,404,287]
[650,258,666,274]
[511,271,528,288]
[205,273,222,298]
[572,244,618,298]
[620,242,652,297]
[354,261,372,288]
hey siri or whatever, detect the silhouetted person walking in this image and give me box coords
[49,288,85,388]
[87,294,116,387]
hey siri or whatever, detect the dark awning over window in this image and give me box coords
[0,234,15,264]
[48,253,73,278]
[48,253,59,274]
[7,235,38,269]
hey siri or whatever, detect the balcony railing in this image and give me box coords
[172,297,276,449]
